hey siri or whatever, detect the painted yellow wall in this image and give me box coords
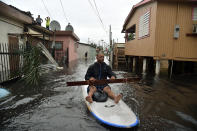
[125,1,197,62]
[155,1,197,61]
[125,1,157,57]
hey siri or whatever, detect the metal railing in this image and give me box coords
[0,43,24,83]
[55,51,67,64]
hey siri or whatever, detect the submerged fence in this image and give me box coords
[0,43,24,83]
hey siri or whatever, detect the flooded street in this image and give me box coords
[0,58,197,131]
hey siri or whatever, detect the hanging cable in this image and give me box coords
[87,0,107,35]
[93,0,107,34]
[59,0,69,23]
[41,0,53,19]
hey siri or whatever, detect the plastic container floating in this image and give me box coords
[0,88,10,98]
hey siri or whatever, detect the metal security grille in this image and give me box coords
[0,43,24,83]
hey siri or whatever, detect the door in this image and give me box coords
[8,36,19,77]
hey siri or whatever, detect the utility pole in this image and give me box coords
[88,38,90,44]
[109,25,112,61]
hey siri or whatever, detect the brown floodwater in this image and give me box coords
[0,58,197,131]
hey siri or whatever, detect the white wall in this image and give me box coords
[77,43,96,59]
[0,16,23,43]
[0,16,24,82]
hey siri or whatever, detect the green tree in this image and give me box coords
[22,44,42,86]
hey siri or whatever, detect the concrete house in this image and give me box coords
[77,43,96,60]
[0,1,54,82]
[0,1,33,83]
[122,0,197,75]
[54,23,80,64]
[0,1,33,44]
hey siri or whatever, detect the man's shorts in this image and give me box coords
[87,84,109,102]
[87,84,110,93]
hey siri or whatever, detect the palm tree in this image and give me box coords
[22,44,42,86]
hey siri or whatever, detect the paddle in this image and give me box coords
[67,77,140,86]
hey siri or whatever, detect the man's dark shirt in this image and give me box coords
[36,17,42,25]
[85,62,116,80]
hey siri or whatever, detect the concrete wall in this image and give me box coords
[89,46,96,59]
[0,16,23,43]
[69,38,78,62]
[0,15,24,82]
[77,43,96,59]
[55,35,78,62]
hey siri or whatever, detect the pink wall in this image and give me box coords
[54,35,78,62]
[68,38,78,62]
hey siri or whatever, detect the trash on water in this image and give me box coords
[0,88,10,98]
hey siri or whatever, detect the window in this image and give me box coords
[139,10,150,38]
[126,24,136,41]
[192,7,197,21]
[55,41,63,50]
[128,33,135,41]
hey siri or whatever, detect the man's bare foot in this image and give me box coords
[114,94,122,103]
[86,96,93,103]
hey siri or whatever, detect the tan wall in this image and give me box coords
[125,1,157,57]
[155,2,197,61]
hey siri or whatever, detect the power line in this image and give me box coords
[92,0,107,33]
[87,0,107,35]
[59,0,69,23]
[87,0,97,16]
[41,0,53,19]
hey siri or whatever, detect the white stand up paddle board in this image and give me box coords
[82,86,139,128]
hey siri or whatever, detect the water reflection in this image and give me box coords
[0,58,197,131]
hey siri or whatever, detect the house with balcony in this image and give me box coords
[122,0,197,75]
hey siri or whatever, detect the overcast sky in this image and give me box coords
[2,0,141,46]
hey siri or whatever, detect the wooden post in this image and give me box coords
[143,58,147,73]
[156,60,160,75]
[133,57,136,72]
[127,56,133,72]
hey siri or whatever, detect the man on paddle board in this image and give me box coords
[85,51,122,103]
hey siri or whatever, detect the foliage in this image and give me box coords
[128,33,135,41]
[22,44,42,86]
[90,43,97,48]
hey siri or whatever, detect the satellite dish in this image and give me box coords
[50,20,61,31]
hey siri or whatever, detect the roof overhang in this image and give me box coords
[122,0,153,33]
[0,1,33,24]
[78,42,90,46]
[7,24,54,41]
[55,31,80,41]
[27,24,54,35]
[122,0,196,33]
[8,32,52,41]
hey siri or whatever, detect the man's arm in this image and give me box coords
[106,65,116,78]
[85,65,94,80]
